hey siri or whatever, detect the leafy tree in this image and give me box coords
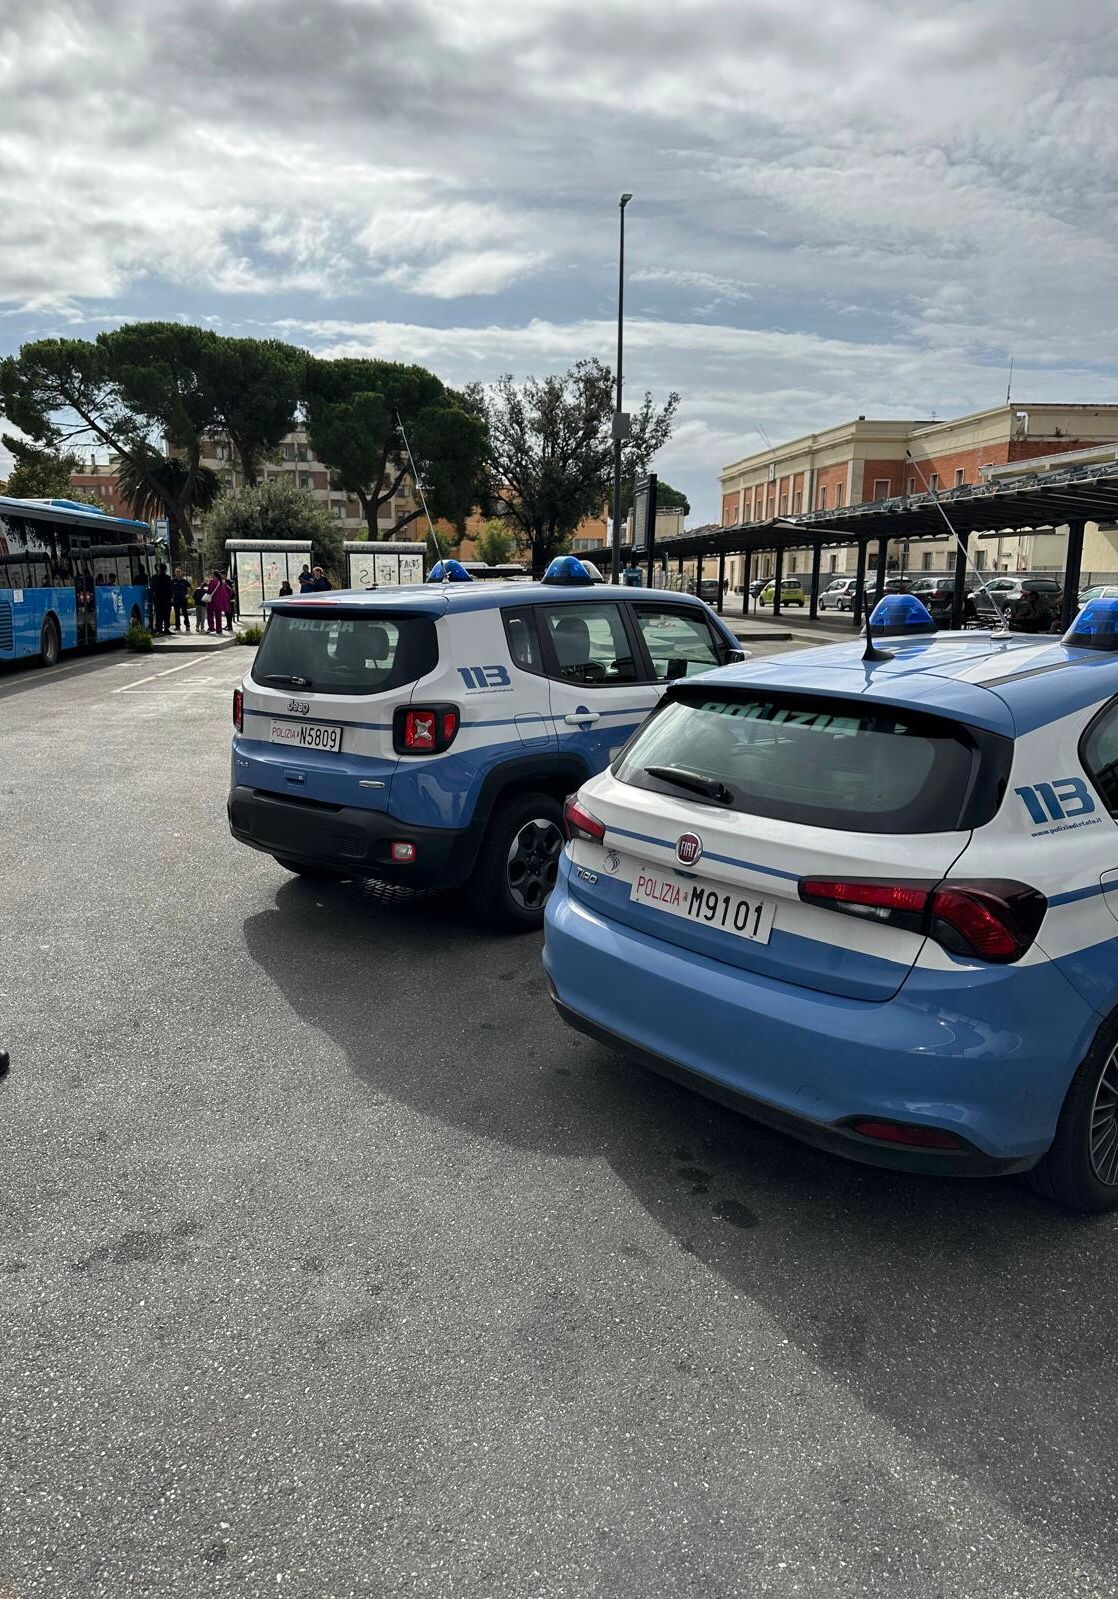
[1,436,82,499]
[203,481,344,580]
[468,359,679,575]
[197,337,303,485]
[304,357,487,540]
[475,518,515,566]
[0,323,304,556]
[0,331,214,556]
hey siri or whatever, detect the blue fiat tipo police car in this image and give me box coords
[545,594,1118,1211]
[228,559,743,928]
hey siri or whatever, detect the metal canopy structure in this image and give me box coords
[642,456,1118,630]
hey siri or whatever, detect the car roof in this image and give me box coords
[692,629,1118,737]
[265,580,714,620]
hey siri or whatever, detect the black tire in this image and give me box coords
[472,792,564,932]
[273,856,346,881]
[40,616,60,668]
[1025,1014,1118,1212]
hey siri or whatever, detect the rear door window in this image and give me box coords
[615,687,1007,833]
[538,602,639,686]
[252,611,437,695]
[633,605,723,681]
[1082,700,1118,815]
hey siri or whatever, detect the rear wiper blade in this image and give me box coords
[263,673,312,688]
[644,765,732,804]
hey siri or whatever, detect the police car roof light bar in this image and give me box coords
[1063,595,1118,652]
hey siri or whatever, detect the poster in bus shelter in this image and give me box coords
[235,551,265,615]
[262,555,285,601]
[373,551,400,586]
[348,552,376,590]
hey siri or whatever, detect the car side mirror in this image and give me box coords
[725,647,747,664]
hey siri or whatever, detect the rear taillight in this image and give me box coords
[799,876,1047,964]
[563,796,606,844]
[233,688,243,732]
[393,704,459,754]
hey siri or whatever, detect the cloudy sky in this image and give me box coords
[2,0,1116,521]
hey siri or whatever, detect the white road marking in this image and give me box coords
[113,657,214,693]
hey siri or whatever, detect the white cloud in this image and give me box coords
[2,0,1118,521]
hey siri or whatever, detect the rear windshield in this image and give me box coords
[252,611,437,696]
[615,688,1005,833]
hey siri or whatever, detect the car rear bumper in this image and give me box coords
[543,880,1094,1171]
[227,784,473,887]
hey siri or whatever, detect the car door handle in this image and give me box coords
[564,711,600,725]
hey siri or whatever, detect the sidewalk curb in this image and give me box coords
[148,637,239,655]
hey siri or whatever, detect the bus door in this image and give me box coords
[71,538,96,646]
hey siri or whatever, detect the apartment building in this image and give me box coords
[68,458,132,520]
[200,425,418,537]
[718,404,1118,587]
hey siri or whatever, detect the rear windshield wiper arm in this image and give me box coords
[644,765,732,804]
[263,673,312,688]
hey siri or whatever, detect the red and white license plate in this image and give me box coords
[630,867,775,943]
[270,719,342,752]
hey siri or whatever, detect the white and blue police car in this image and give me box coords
[228,557,743,928]
[544,592,1118,1211]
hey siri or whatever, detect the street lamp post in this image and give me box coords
[610,192,633,583]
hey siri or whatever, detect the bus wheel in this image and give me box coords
[40,617,60,668]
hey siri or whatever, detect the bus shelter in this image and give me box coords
[225,540,313,616]
[645,456,1118,630]
[343,541,425,590]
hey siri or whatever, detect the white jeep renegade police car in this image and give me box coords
[228,557,743,928]
[545,592,1118,1211]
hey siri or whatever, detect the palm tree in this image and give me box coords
[116,447,221,557]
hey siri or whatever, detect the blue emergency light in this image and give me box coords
[427,559,473,583]
[541,555,598,586]
[867,593,937,637]
[1063,595,1118,651]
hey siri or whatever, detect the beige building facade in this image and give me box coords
[718,404,1118,589]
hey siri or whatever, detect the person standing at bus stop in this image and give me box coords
[192,579,208,633]
[151,562,173,635]
[205,570,230,634]
[171,567,191,632]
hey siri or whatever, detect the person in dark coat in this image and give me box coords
[309,566,332,592]
[171,567,191,632]
[151,562,173,635]
[297,564,314,593]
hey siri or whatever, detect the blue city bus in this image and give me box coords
[0,497,156,667]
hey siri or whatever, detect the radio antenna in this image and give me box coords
[396,412,443,579]
[904,451,1010,632]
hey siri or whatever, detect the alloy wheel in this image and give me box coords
[506,817,563,911]
[1089,1044,1118,1186]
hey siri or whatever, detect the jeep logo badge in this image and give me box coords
[676,833,703,866]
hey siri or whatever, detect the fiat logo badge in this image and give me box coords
[676,832,703,866]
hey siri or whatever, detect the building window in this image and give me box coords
[954,468,965,487]
[835,483,844,507]
[283,444,296,461]
[299,474,315,490]
[817,487,828,511]
[779,495,788,514]
[789,555,797,573]
[921,551,933,571]
[929,472,940,491]
[974,550,987,570]
[872,479,890,501]
[906,477,915,496]
[792,492,802,514]
[829,553,838,572]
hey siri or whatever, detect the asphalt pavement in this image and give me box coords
[1,643,1116,1599]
